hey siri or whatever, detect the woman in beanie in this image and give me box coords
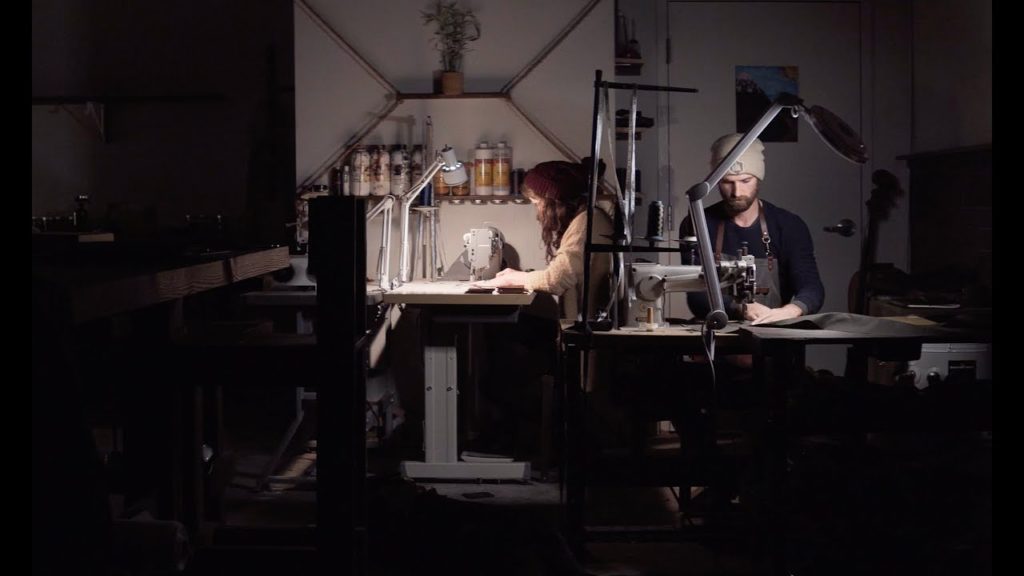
[478,159,615,321]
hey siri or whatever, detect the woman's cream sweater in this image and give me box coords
[523,207,614,321]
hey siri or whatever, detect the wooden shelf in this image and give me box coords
[396,92,509,101]
[436,195,526,204]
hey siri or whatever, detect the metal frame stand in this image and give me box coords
[400,321,531,481]
[578,69,698,333]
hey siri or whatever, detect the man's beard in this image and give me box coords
[723,192,757,214]
[724,192,757,213]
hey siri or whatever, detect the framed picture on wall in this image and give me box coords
[736,65,799,142]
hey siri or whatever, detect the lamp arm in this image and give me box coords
[685,99,793,331]
[364,195,396,290]
[398,154,446,284]
[403,152,445,205]
[366,194,394,221]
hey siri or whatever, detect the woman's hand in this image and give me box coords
[475,268,528,288]
[749,303,803,325]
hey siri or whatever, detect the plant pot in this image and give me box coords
[440,71,463,96]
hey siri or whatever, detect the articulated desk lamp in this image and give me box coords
[365,193,396,291]
[366,145,468,289]
[686,92,868,332]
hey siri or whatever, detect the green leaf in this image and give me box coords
[421,0,481,72]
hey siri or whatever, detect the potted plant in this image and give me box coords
[421,0,481,95]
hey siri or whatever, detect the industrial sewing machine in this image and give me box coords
[625,254,757,329]
[461,226,504,282]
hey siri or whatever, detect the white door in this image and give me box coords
[667,1,864,372]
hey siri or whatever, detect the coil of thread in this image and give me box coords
[646,200,665,242]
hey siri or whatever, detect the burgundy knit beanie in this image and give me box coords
[523,161,589,200]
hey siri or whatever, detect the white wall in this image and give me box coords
[295,0,614,276]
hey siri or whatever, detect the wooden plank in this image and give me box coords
[69,247,289,324]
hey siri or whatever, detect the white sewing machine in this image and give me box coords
[625,256,757,329]
[461,226,504,282]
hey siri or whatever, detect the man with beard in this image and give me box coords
[667,134,826,525]
[682,132,824,325]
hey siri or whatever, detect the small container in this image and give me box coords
[492,141,512,195]
[351,146,372,197]
[328,162,343,196]
[433,169,450,196]
[390,145,409,196]
[410,145,424,186]
[73,194,90,232]
[681,237,698,265]
[511,168,528,203]
[473,141,493,196]
[370,145,390,196]
[295,185,330,247]
[452,158,471,197]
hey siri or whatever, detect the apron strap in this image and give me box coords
[758,200,773,272]
[717,201,773,269]
[714,219,725,262]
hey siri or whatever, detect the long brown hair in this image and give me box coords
[523,159,602,261]
[527,191,586,261]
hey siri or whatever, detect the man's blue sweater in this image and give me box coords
[681,199,825,319]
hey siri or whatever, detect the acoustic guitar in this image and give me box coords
[848,169,904,314]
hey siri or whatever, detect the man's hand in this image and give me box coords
[749,302,803,325]
[742,301,771,322]
[474,268,527,288]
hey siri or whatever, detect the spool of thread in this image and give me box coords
[511,168,526,196]
[646,306,655,324]
[681,236,698,264]
[646,200,665,241]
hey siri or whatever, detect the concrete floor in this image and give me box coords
[201,446,754,576]
[179,383,991,576]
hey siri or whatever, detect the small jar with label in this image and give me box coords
[390,145,409,196]
[453,159,471,196]
[350,146,372,197]
[433,168,450,196]
[492,141,512,195]
[473,141,494,196]
[370,146,390,196]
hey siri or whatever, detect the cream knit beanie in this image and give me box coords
[710,133,765,181]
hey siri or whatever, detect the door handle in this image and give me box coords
[823,218,856,237]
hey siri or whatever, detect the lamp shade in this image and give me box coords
[439,145,468,185]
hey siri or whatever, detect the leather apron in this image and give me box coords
[715,200,783,311]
